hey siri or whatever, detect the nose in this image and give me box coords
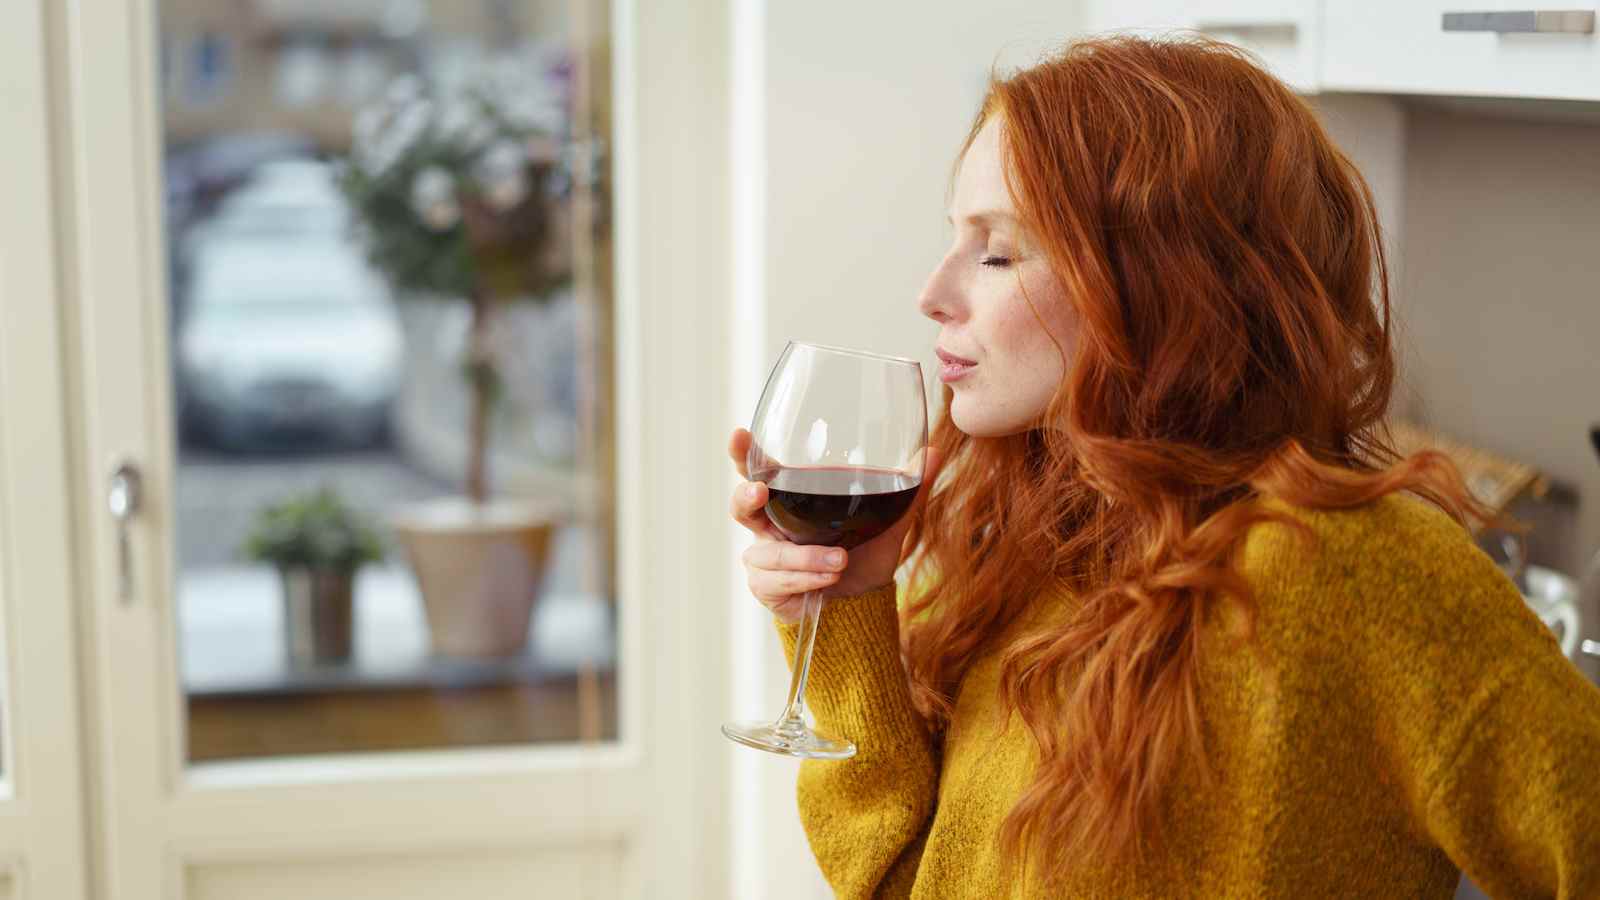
[917,252,962,325]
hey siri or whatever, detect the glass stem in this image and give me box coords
[775,589,825,737]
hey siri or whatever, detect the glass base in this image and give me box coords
[721,719,856,760]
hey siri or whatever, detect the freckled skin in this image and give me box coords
[918,120,1077,437]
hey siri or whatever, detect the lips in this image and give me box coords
[936,348,977,367]
[936,347,977,384]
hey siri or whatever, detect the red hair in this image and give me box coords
[898,34,1496,889]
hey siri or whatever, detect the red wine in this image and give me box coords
[758,466,920,550]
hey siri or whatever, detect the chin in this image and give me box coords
[949,393,1027,438]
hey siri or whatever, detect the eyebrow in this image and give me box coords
[945,209,1018,228]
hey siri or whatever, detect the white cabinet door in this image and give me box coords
[1086,0,1323,93]
[0,0,94,896]
[53,0,734,897]
[1323,3,1600,101]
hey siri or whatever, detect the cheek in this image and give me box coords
[953,276,1071,435]
[993,314,1066,405]
[991,277,1070,384]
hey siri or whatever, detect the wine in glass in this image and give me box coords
[723,340,928,759]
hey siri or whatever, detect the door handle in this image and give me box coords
[108,458,143,604]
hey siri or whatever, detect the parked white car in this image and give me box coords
[195,157,349,238]
[178,238,404,450]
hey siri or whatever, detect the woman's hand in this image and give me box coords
[728,427,942,624]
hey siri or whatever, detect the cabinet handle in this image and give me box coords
[1193,19,1299,31]
[1442,10,1596,33]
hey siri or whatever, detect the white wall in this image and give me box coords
[1307,93,1414,416]
[760,9,1087,366]
[730,5,1085,899]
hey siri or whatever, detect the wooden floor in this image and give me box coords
[188,669,618,761]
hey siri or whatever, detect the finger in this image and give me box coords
[744,541,846,573]
[729,481,779,539]
[727,428,752,479]
[748,566,840,599]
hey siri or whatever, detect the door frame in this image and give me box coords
[0,0,94,896]
[44,0,736,896]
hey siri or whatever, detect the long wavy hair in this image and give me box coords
[897,34,1497,890]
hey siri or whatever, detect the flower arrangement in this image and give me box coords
[338,42,575,503]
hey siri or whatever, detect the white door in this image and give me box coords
[51,0,735,897]
[0,1,95,896]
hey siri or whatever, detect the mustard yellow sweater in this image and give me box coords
[774,493,1600,898]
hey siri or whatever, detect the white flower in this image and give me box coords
[475,139,529,212]
[384,73,424,111]
[410,166,459,231]
[436,95,488,146]
[357,95,433,177]
[469,45,564,135]
[352,105,387,156]
[390,97,433,151]
[501,91,563,134]
[437,88,500,154]
[480,139,526,174]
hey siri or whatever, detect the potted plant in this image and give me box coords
[243,487,384,666]
[337,45,570,657]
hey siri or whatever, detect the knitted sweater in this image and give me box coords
[774,492,1600,898]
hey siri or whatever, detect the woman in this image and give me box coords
[728,35,1600,899]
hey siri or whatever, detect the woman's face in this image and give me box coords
[918,119,1075,438]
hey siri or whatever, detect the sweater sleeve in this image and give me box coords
[1420,646,1600,900]
[1348,509,1600,899]
[773,582,940,899]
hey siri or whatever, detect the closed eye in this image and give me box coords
[980,255,1012,269]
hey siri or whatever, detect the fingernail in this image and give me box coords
[744,483,759,499]
[828,549,844,567]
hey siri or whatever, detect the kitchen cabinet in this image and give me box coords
[1086,0,1322,93]
[1090,2,1600,103]
[1322,4,1600,101]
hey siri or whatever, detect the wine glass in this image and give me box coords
[722,340,928,759]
